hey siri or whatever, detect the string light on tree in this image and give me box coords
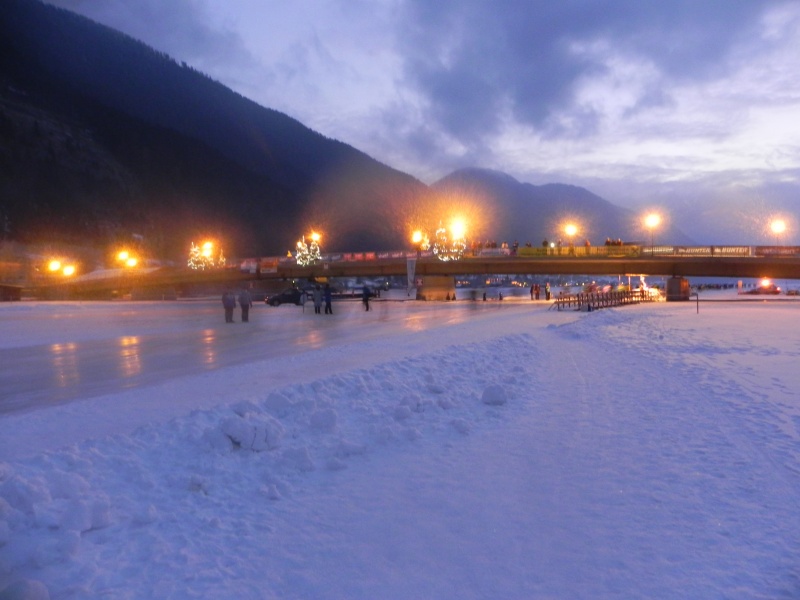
[188,240,225,270]
[432,218,467,262]
[295,232,322,267]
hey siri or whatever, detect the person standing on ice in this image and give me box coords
[312,285,323,314]
[222,291,236,323]
[362,284,371,311]
[324,284,333,314]
[238,289,253,322]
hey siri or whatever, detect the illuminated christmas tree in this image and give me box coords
[295,234,322,267]
[188,241,225,270]
[432,223,466,262]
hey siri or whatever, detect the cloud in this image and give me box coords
[393,0,780,142]
[44,0,800,213]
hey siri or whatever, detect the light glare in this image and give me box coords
[450,218,467,240]
[645,213,661,229]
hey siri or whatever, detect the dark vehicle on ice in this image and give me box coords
[743,281,781,295]
[265,288,305,306]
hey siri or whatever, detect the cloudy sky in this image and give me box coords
[47,0,800,239]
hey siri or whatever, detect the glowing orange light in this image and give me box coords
[644,213,661,229]
[201,241,214,258]
[412,230,423,245]
[450,218,467,240]
[117,250,130,262]
[309,232,321,243]
[564,223,578,237]
[47,260,62,272]
[62,265,76,277]
[771,219,787,235]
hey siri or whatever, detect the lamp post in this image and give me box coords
[770,219,786,246]
[46,259,76,277]
[411,230,429,257]
[564,223,578,255]
[117,250,138,268]
[644,213,661,255]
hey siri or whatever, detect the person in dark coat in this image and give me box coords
[362,284,371,311]
[238,289,253,322]
[534,283,540,300]
[222,291,236,323]
[324,284,333,314]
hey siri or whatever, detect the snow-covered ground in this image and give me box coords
[1,292,799,599]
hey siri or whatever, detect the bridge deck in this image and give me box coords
[21,248,800,299]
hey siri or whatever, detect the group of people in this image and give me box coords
[222,289,253,323]
[310,284,334,314]
[529,282,552,301]
[223,283,376,322]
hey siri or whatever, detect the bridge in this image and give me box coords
[22,244,800,299]
[265,244,800,280]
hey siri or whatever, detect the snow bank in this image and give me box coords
[0,334,534,599]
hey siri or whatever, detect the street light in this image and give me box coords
[411,230,429,256]
[450,218,467,241]
[45,259,76,277]
[770,219,786,245]
[117,250,138,268]
[564,223,578,255]
[644,213,661,255]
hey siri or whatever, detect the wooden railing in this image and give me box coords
[552,289,661,311]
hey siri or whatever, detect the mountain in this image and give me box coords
[0,0,427,258]
[430,168,694,247]
[0,1,690,264]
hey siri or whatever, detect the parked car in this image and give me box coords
[265,288,305,306]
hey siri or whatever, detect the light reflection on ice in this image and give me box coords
[118,336,141,379]
[201,329,216,366]
[296,328,324,349]
[50,342,79,388]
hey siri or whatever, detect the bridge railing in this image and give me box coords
[240,245,800,273]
